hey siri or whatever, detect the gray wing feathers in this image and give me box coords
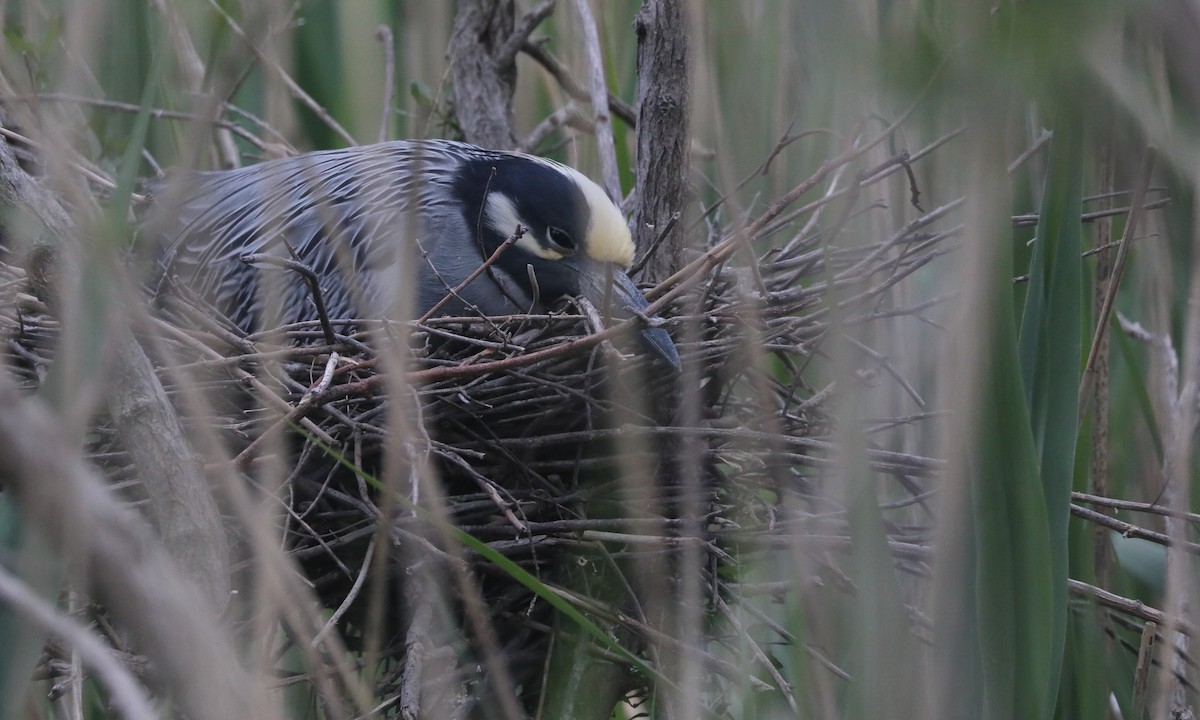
[153,140,486,331]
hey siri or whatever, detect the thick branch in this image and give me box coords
[0,130,230,607]
[0,377,256,720]
[448,0,519,149]
[632,0,691,283]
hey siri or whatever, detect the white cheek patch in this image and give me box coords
[559,166,634,268]
[484,192,564,261]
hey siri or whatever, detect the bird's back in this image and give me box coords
[149,140,490,334]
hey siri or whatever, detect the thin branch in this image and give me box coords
[207,0,356,146]
[417,226,525,323]
[0,125,146,202]
[570,0,621,201]
[1070,503,1200,554]
[521,40,638,128]
[240,252,339,346]
[312,537,375,647]
[1134,621,1158,720]
[498,0,556,66]
[1012,197,1172,228]
[1069,579,1195,637]
[643,102,924,311]
[147,0,241,168]
[630,211,680,276]
[0,566,158,720]
[520,102,589,153]
[1073,491,1200,524]
[376,25,396,144]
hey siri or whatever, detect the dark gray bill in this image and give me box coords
[580,263,681,370]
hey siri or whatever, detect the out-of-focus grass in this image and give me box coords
[0,0,1197,718]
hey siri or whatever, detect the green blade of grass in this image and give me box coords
[0,498,59,720]
[843,426,918,720]
[1016,115,1084,715]
[972,331,1055,720]
[969,150,1056,720]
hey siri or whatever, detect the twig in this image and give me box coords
[376,25,395,144]
[231,351,355,468]
[1007,128,1053,175]
[207,0,356,146]
[1069,503,1200,554]
[1073,491,1200,524]
[570,0,621,201]
[0,566,157,720]
[1012,197,1171,229]
[520,102,589,153]
[1134,621,1158,720]
[1073,581,1190,634]
[715,594,801,714]
[498,0,556,66]
[695,126,839,241]
[146,309,337,444]
[630,211,681,276]
[312,536,374,647]
[417,227,525,324]
[301,352,341,404]
[146,0,241,168]
[643,102,923,311]
[240,252,339,346]
[520,40,637,127]
[0,126,145,202]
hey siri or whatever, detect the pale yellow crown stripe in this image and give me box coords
[526,157,635,269]
[563,166,634,269]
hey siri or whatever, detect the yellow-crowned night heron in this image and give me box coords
[149,139,678,367]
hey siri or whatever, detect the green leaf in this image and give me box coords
[1110,533,1166,593]
[0,497,60,720]
[1016,117,1085,715]
[968,158,1056,720]
[971,326,1055,720]
[843,426,918,720]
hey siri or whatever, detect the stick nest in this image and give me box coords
[0,144,949,715]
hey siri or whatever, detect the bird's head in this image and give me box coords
[452,152,680,369]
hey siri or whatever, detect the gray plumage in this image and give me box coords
[148,139,679,366]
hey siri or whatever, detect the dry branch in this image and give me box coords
[0,377,258,720]
[0,566,157,720]
[448,0,520,149]
[632,0,691,282]
[0,123,230,607]
[571,0,622,201]
[520,39,639,128]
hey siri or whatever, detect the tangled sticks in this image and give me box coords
[0,126,951,714]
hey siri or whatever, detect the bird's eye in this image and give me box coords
[546,226,577,254]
